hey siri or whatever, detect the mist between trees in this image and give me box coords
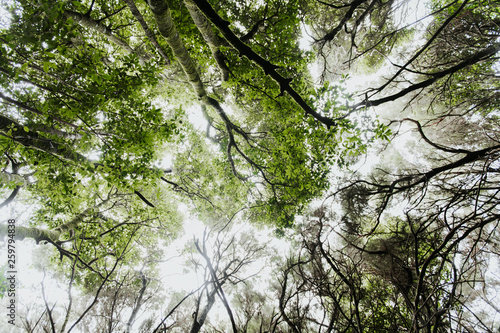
[0,0,499,331]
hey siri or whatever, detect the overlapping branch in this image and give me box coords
[64,9,151,63]
[191,0,337,129]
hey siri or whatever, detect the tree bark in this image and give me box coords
[190,288,216,333]
[126,272,149,333]
[0,171,26,186]
[64,9,151,63]
[122,0,171,65]
[0,186,21,209]
[30,124,82,140]
[183,0,230,81]
[147,0,252,180]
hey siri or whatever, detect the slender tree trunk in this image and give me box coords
[147,0,206,98]
[147,0,251,180]
[64,10,151,63]
[183,0,229,81]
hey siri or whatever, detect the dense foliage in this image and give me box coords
[0,0,499,331]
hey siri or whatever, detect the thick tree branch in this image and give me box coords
[29,124,82,140]
[0,91,80,130]
[371,0,470,96]
[122,0,171,65]
[192,0,337,129]
[0,157,24,208]
[0,113,158,207]
[0,113,88,163]
[316,0,369,44]
[354,43,500,110]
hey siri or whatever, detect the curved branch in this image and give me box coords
[192,0,337,129]
[354,43,500,110]
[0,186,21,209]
[0,157,23,208]
[316,0,369,45]
[402,118,471,154]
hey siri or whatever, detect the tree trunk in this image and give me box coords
[183,0,229,81]
[147,0,206,98]
[64,9,151,63]
[0,207,90,243]
[122,0,171,65]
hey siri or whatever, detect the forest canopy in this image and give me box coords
[0,0,499,331]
